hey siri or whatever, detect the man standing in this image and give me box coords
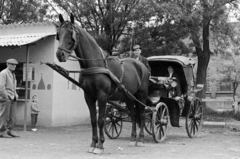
[131,44,151,73]
[0,58,19,138]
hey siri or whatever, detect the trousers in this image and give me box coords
[0,99,17,135]
[31,114,38,128]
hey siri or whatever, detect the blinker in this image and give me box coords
[72,29,76,41]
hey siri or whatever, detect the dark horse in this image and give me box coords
[56,14,149,154]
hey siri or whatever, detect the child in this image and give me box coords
[30,95,40,131]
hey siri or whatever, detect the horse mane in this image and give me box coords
[74,24,110,57]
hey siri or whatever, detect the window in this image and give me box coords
[0,63,30,100]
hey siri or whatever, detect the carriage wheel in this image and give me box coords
[144,109,153,135]
[186,97,203,138]
[152,102,169,143]
[104,105,123,139]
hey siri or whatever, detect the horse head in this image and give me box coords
[56,13,78,62]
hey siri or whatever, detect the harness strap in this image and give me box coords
[80,67,110,75]
[107,60,124,98]
[80,67,135,100]
[119,61,124,83]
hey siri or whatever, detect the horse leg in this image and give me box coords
[135,92,147,147]
[84,94,98,153]
[93,97,107,154]
[126,99,137,146]
[136,100,146,147]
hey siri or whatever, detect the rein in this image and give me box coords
[67,48,108,62]
[58,46,107,61]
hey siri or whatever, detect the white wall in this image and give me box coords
[0,36,90,127]
[51,40,89,126]
[0,37,55,127]
[27,37,55,127]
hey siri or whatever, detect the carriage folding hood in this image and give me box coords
[147,55,196,95]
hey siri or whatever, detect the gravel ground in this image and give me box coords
[0,119,240,159]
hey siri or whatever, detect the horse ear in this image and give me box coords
[70,13,74,24]
[59,14,64,23]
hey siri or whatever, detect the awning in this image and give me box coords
[0,32,56,47]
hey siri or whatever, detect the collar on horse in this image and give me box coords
[81,60,125,85]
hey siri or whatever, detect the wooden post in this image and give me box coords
[24,45,30,131]
[233,95,238,114]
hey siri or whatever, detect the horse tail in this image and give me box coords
[135,102,141,128]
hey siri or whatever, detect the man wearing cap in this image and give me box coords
[131,44,151,73]
[0,58,19,138]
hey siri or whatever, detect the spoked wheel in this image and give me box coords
[152,102,169,143]
[186,97,203,138]
[144,109,153,135]
[104,105,123,139]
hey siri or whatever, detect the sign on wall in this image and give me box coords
[23,63,35,81]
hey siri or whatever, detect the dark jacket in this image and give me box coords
[131,55,151,73]
[165,72,181,97]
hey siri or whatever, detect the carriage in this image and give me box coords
[104,55,204,142]
[46,14,204,154]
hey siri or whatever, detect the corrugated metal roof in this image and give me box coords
[0,21,55,28]
[0,21,57,47]
[0,33,56,47]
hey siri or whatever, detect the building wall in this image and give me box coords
[0,37,54,126]
[0,36,90,127]
[28,37,55,127]
[51,40,89,126]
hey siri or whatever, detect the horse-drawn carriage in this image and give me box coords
[104,55,204,142]
[43,14,204,154]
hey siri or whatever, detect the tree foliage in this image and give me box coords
[0,0,51,24]
[51,0,192,56]
[149,0,240,98]
[52,0,141,53]
[211,21,240,99]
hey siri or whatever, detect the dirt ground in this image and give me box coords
[1,119,240,159]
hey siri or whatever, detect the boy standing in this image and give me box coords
[30,95,40,131]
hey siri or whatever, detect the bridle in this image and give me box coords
[57,22,108,61]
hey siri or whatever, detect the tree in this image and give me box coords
[149,0,240,98]
[51,0,190,56]
[118,0,193,57]
[211,21,240,99]
[52,0,142,53]
[0,0,51,24]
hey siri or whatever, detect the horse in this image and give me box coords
[56,13,150,154]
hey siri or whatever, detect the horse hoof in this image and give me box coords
[137,142,144,147]
[129,141,137,147]
[88,147,95,153]
[93,148,104,154]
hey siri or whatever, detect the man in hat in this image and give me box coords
[0,58,19,138]
[131,44,151,73]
